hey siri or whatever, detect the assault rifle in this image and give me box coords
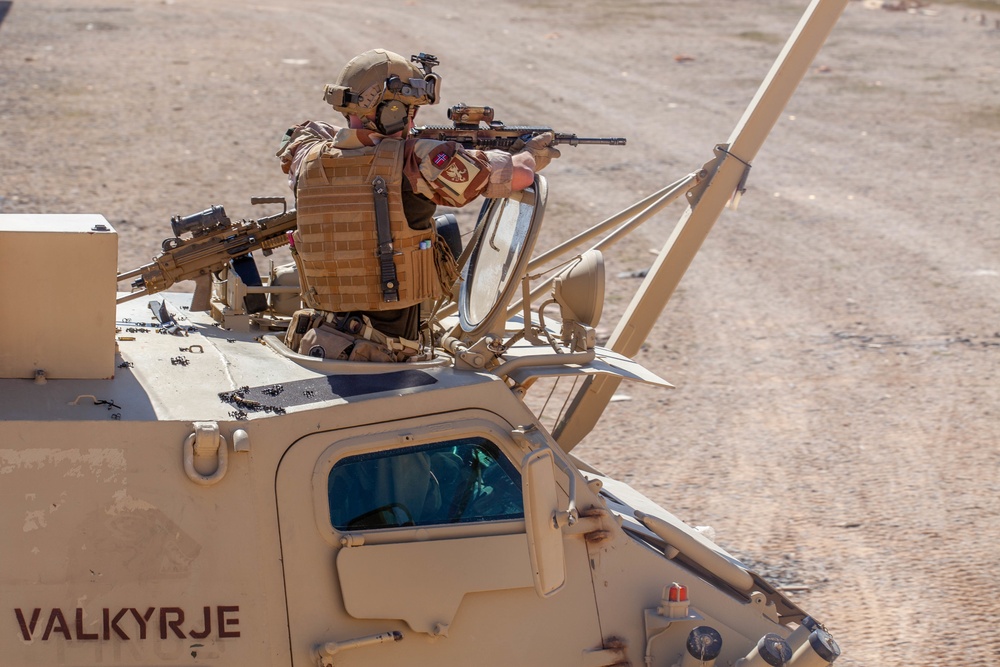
[116,197,297,308]
[411,104,626,151]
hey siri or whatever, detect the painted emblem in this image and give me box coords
[442,161,469,184]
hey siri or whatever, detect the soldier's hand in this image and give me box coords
[515,132,561,172]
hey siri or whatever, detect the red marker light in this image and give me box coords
[668,583,688,602]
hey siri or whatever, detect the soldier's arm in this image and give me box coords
[405,140,493,206]
[276,120,339,190]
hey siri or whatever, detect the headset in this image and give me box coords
[374,95,410,135]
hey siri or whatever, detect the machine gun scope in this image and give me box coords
[170,205,229,238]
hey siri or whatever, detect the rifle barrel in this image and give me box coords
[554,135,627,147]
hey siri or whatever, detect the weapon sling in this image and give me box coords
[371,175,399,303]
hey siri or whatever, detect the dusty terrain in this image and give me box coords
[2,0,999,665]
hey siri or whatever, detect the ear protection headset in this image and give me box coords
[374,88,411,135]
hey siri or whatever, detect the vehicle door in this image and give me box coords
[275,409,603,667]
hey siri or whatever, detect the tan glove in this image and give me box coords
[514,131,561,172]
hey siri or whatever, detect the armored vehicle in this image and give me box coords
[1,1,848,665]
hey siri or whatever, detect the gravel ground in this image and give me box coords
[2,0,999,665]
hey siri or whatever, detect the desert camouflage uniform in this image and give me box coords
[276,120,516,351]
[278,121,516,206]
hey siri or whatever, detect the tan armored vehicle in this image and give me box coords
[1,2,849,665]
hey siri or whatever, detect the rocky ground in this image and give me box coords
[2,0,999,665]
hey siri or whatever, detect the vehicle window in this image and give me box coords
[328,437,524,530]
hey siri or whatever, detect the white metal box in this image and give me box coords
[0,215,118,379]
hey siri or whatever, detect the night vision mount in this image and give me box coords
[411,52,439,76]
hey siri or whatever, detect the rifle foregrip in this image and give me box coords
[261,235,291,252]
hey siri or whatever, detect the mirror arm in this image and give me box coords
[493,350,595,382]
[513,425,579,527]
[549,451,578,527]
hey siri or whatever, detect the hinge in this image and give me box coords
[563,507,614,543]
[339,533,365,548]
[582,637,629,667]
[683,143,752,211]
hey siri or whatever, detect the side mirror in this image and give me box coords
[521,448,566,597]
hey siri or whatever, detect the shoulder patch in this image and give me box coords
[434,152,481,200]
[441,159,470,184]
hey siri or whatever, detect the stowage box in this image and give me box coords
[0,215,118,380]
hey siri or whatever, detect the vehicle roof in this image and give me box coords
[0,294,493,423]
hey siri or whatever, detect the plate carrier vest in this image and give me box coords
[295,138,442,312]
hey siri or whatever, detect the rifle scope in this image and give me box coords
[171,205,229,238]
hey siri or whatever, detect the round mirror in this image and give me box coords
[458,175,547,339]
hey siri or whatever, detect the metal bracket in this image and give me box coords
[683,143,752,211]
[563,507,613,543]
[684,145,726,208]
[749,590,780,623]
[315,631,402,667]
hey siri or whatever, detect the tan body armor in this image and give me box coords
[295,138,442,312]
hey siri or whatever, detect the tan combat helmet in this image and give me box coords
[323,49,441,134]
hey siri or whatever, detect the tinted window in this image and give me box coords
[328,437,524,530]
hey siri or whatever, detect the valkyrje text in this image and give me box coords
[14,606,240,642]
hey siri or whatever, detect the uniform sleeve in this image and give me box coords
[403,139,514,207]
[275,120,339,191]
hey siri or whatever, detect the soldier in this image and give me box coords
[277,49,559,362]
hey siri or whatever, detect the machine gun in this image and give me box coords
[411,104,626,151]
[116,197,297,307]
